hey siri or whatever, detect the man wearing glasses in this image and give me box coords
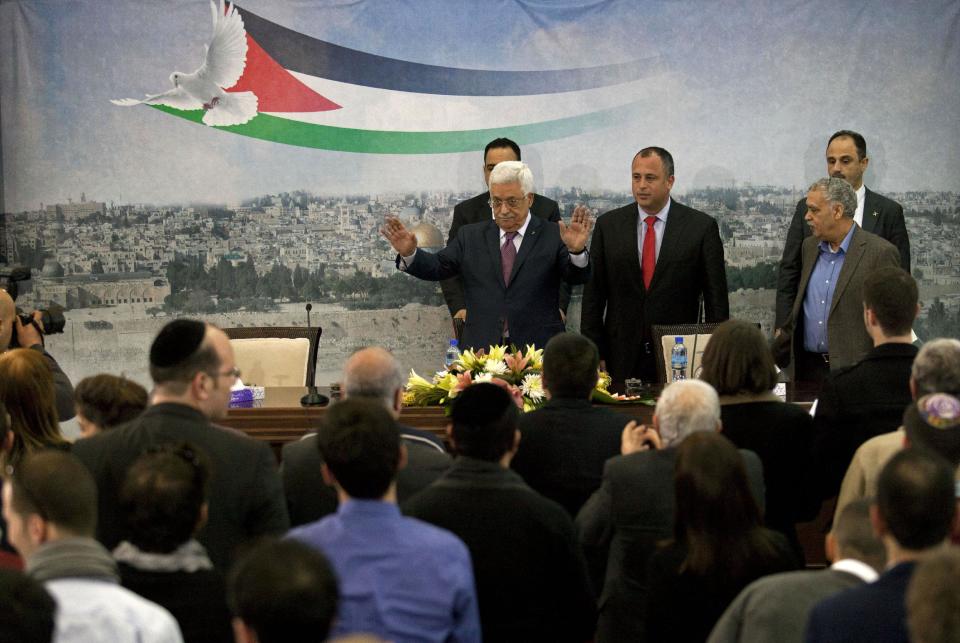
[382,161,592,351]
[72,319,289,570]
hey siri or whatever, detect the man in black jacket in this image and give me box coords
[441,137,567,322]
[73,319,289,570]
[404,383,596,643]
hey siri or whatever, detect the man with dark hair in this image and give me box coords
[404,382,596,642]
[73,374,148,438]
[834,339,960,521]
[72,318,288,569]
[806,449,957,643]
[441,137,566,322]
[776,130,910,331]
[0,568,56,643]
[511,332,630,515]
[288,398,480,642]
[810,266,920,500]
[2,451,183,642]
[777,177,901,382]
[282,346,451,527]
[709,499,885,643]
[115,445,233,643]
[228,539,339,643]
[582,146,729,387]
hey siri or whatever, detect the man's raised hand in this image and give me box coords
[558,204,594,254]
[380,216,418,257]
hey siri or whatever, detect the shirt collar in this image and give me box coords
[338,498,401,518]
[637,197,671,223]
[831,558,879,583]
[499,212,532,240]
[818,220,857,254]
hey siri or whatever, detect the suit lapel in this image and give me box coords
[794,236,820,322]
[830,225,865,316]
[861,188,880,234]
[486,221,507,288]
[509,215,543,285]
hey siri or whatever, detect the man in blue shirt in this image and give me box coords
[288,398,480,643]
[779,177,900,383]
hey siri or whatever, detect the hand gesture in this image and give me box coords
[380,216,418,257]
[558,205,593,253]
[621,421,662,455]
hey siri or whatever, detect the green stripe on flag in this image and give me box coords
[150,102,637,153]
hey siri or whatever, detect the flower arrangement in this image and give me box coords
[403,344,644,412]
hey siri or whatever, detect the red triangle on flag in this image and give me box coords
[228,35,341,113]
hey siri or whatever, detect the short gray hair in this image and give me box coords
[656,379,720,447]
[912,338,960,396]
[489,161,534,196]
[809,177,857,219]
[342,346,405,409]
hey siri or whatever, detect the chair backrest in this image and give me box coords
[224,326,322,387]
[651,323,723,384]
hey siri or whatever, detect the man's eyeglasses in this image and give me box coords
[488,197,525,211]
[210,367,242,380]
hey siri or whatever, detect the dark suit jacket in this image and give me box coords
[782,225,901,374]
[282,426,451,527]
[402,457,596,643]
[810,342,918,501]
[581,200,729,386]
[441,191,565,315]
[512,398,630,516]
[776,189,909,328]
[403,215,590,350]
[576,444,765,642]
[71,403,289,570]
[805,561,915,643]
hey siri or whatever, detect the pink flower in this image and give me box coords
[504,352,530,373]
[455,371,473,392]
[487,377,524,409]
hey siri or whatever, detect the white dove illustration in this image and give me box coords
[111,0,258,126]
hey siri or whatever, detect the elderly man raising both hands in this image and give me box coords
[381,160,592,351]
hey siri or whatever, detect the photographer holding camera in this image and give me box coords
[0,287,75,421]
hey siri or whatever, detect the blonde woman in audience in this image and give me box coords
[74,374,148,438]
[0,348,69,469]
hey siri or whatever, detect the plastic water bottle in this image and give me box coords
[444,339,461,369]
[671,337,687,382]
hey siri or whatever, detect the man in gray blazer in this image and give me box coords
[575,380,765,642]
[777,177,901,382]
[707,499,885,643]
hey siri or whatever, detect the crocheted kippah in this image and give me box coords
[149,319,206,368]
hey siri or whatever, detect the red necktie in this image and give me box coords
[642,215,657,289]
[501,231,518,286]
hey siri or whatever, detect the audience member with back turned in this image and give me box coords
[282,346,450,527]
[833,338,960,522]
[288,397,480,643]
[0,567,56,643]
[512,332,631,516]
[73,373,148,439]
[709,498,885,643]
[72,319,289,570]
[0,287,75,422]
[645,432,798,642]
[699,319,817,558]
[1,450,183,642]
[404,382,596,642]
[810,266,920,501]
[906,546,960,643]
[806,449,958,643]
[114,444,232,643]
[228,538,339,643]
[576,379,766,643]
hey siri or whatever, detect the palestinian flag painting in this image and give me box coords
[113,1,655,154]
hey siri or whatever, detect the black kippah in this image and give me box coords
[150,319,207,368]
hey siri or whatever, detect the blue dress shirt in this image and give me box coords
[803,224,857,353]
[288,499,480,643]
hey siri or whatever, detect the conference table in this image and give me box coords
[223,383,820,457]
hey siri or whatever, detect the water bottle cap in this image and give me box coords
[675,336,684,343]
[449,339,458,346]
